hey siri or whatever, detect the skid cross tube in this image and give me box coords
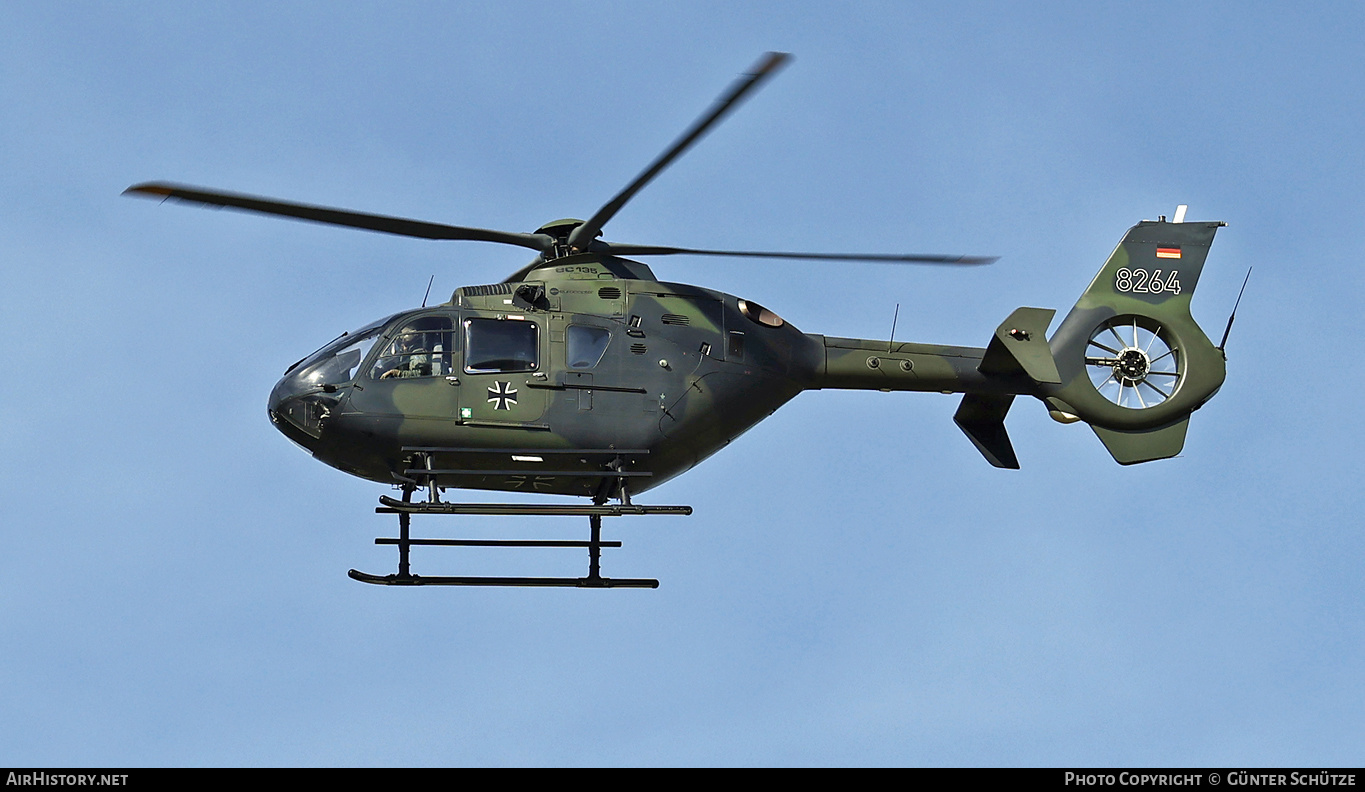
[376,538,624,548]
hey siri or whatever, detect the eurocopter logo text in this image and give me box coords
[5,775,128,786]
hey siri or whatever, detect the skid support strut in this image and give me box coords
[348,495,691,588]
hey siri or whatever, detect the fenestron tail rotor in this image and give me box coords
[125,52,997,272]
[1085,316,1182,410]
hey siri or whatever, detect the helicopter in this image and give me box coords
[125,52,1231,589]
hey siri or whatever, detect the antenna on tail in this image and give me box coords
[1218,267,1253,357]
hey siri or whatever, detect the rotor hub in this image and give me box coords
[1114,347,1151,385]
[533,218,586,238]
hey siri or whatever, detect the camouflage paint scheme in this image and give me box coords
[266,217,1227,497]
[129,53,1229,503]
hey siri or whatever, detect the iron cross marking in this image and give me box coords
[507,475,556,491]
[487,381,518,410]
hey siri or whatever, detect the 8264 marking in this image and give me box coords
[1116,268,1181,295]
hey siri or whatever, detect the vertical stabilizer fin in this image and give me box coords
[978,307,1061,383]
[1038,217,1226,463]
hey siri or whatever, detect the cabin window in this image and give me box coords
[739,299,785,328]
[464,318,539,373]
[566,325,611,369]
[370,316,455,379]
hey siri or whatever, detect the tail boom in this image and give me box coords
[802,215,1228,468]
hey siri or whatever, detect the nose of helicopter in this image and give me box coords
[264,317,389,455]
[267,376,333,451]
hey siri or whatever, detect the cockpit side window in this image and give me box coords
[370,316,455,380]
[566,325,611,369]
[464,318,538,373]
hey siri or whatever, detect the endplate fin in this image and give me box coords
[954,393,1020,469]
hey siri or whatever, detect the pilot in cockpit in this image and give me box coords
[379,333,431,379]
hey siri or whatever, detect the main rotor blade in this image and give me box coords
[566,52,791,252]
[124,182,554,251]
[596,242,997,265]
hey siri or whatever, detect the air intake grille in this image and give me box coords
[661,314,691,326]
[598,287,622,300]
[460,283,515,297]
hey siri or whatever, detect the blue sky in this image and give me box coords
[3,1,1363,766]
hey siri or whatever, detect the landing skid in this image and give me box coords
[350,498,685,588]
[350,449,691,588]
[347,570,661,588]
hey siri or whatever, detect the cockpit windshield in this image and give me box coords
[275,315,392,400]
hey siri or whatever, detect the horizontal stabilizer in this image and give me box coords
[954,393,1019,469]
[1091,418,1190,465]
[978,307,1061,384]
